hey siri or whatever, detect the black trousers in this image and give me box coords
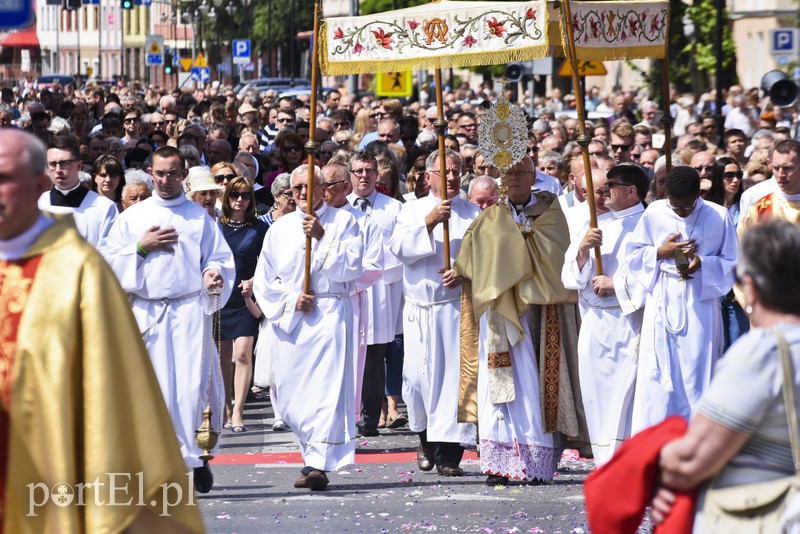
[419,429,465,466]
[360,343,388,429]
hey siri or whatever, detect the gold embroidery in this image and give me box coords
[317,236,337,272]
[487,352,512,369]
[424,18,449,45]
[542,304,561,431]
[0,262,34,402]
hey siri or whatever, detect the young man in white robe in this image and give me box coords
[103,145,235,493]
[321,163,385,420]
[625,165,737,433]
[38,135,117,249]
[345,150,404,436]
[389,149,479,477]
[254,164,364,491]
[561,164,648,464]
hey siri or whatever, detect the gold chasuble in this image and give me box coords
[454,192,588,442]
[738,192,800,232]
[2,216,204,533]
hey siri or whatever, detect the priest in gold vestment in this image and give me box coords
[455,156,588,486]
[0,129,204,533]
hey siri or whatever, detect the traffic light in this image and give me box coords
[164,52,174,75]
[121,0,133,10]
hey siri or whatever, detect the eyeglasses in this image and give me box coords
[323,179,348,188]
[276,117,293,124]
[279,190,293,198]
[610,144,631,152]
[370,112,386,119]
[123,117,140,124]
[631,153,641,160]
[152,121,165,127]
[693,165,715,173]
[429,168,460,177]
[229,191,252,200]
[667,198,698,213]
[47,159,77,169]
[723,171,743,180]
[351,168,377,175]
[333,121,351,128]
[291,183,319,192]
[606,180,632,189]
[152,171,183,180]
[165,118,177,124]
[215,173,237,183]
[281,144,303,153]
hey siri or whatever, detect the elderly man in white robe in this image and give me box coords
[103,145,235,494]
[254,164,364,491]
[561,164,649,465]
[321,163,385,419]
[625,165,737,433]
[390,149,479,477]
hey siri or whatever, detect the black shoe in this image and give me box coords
[486,474,509,486]
[359,426,380,437]
[305,469,329,491]
[436,464,464,477]
[193,461,213,494]
[416,445,435,472]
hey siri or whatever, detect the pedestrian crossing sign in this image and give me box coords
[376,71,412,97]
[148,41,161,54]
[558,60,608,77]
[193,52,208,68]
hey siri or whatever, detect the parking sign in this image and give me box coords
[233,39,251,65]
[771,29,799,59]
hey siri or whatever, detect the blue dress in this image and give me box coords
[219,219,269,339]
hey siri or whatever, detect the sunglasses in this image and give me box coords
[333,121,351,128]
[123,117,140,124]
[279,190,293,198]
[215,173,237,183]
[322,179,348,188]
[281,144,303,153]
[693,165,715,173]
[723,171,743,179]
[610,144,631,151]
[229,191,252,200]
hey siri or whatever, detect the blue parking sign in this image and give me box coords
[0,0,35,29]
[771,29,798,54]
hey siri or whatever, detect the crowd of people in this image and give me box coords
[1,74,799,530]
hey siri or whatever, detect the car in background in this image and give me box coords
[277,86,336,102]
[37,74,77,89]
[235,78,309,99]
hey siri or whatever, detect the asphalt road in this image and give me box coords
[198,392,651,533]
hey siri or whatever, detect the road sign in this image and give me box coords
[771,29,799,61]
[193,52,208,68]
[0,0,34,29]
[233,39,251,65]
[241,62,255,72]
[558,60,607,77]
[179,57,193,72]
[191,67,211,82]
[376,71,412,97]
[145,35,164,66]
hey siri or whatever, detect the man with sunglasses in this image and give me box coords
[120,105,142,146]
[690,151,717,199]
[561,164,648,464]
[104,146,235,494]
[624,165,737,435]
[38,135,117,249]
[254,164,364,491]
[609,121,635,164]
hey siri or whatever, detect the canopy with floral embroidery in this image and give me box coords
[319,0,669,76]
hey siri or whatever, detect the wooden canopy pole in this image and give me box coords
[433,68,452,270]
[559,0,603,275]
[303,0,322,293]
[661,50,674,175]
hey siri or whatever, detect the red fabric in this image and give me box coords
[0,255,42,533]
[584,416,697,534]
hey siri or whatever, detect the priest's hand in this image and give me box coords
[679,251,702,276]
[425,199,452,233]
[650,486,676,526]
[657,233,696,260]
[138,226,179,253]
[439,268,462,288]
[302,213,325,240]
[296,291,315,314]
[592,275,614,297]
[204,269,224,290]
[239,278,254,299]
